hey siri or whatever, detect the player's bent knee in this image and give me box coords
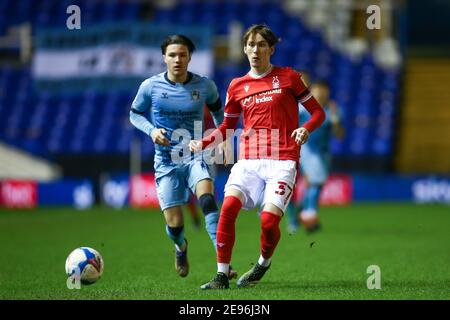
[198,193,218,215]
[163,206,184,226]
[261,212,282,231]
[262,203,284,216]
[195,178,214,195]
[224,189,245,203]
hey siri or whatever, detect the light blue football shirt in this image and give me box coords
[130,72,223,164]
[299,104,336,154]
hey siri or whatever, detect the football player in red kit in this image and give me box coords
[190,24,326,289]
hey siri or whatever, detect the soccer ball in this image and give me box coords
[65,247,104,285]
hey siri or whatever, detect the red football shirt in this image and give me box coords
[202,66,324,161]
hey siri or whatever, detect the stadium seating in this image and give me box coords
[0,0,400,162]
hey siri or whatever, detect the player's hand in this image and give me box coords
[151,128,170,146]
[291,127,310,145]
[189,140,202,153]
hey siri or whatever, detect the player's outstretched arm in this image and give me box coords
[291,127,310,145]
[151,128,170,146]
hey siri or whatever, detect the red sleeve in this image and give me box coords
[290,68,308,97]
[201,85,241,149]
[297,89,326,133]
[288,68,325,133]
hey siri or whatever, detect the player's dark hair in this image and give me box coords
[161,34,196,55]
[243,24,280,47]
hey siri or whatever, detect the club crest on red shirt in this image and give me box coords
[272,76,280,89]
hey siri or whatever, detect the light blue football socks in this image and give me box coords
[204,211,219,248]
[304,185,322,212]
[166,225,186,251]
[199,193,219,249]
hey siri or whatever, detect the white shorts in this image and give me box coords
[224,159,297,212]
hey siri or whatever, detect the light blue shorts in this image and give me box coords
[300,147,331,185]
[154,159,213,211]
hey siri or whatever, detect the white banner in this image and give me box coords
[33,45,213,79]
[32,24,214,90]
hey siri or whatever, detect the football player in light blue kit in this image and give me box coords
[129,35,236,279]
[288,80,344,233]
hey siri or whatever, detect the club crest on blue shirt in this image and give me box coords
[191,90,200,101]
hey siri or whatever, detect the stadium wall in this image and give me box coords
[2,174,449,209]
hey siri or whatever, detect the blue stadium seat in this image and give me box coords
[0,0,400,159]
[153,9,174,25]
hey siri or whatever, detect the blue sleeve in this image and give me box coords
[210,107,224,128]
[328,101,343,124]
[129,79,155,136]
[205,79,224,128]
[205,79,219,105]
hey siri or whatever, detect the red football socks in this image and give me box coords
[216,196,242,264]
[260,211,282,259]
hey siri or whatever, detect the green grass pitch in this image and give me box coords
[0,203,449,300]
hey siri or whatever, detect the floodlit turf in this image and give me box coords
[0,203,449,300]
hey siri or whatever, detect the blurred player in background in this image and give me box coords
[287,80,345,233]
[129,34,236,279]
[190,24,325,289]
[284,70,308,231]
